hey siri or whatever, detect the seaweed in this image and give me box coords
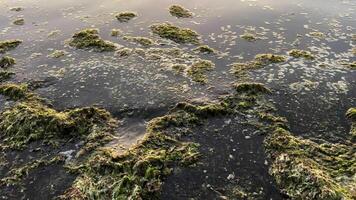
[240,33,257,42]
[61,109,201,199]
[169,5,193,18]
[0,56,16,68]
[288,49,315,60]
[116,12,137,22]
[265,128,355,200]
[150,23,200,44]
[0,40,22,53]
[193,45,216,54]
[254,54,286,65]
[48,50,67,58]
[0,83,28,100]
[68,29,116,52]
[346,108,356,121]
[0,71,15,82]
[0,99,113,149]
[123,36,154,47]
[233,82,271,94]
[13,18,24,25]
[187,59,215,83]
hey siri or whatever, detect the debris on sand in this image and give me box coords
[13,18,25,25]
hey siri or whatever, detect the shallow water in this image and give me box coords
[0,0,355,199]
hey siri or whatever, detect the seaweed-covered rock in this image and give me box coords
[150,23,200,44]
[265,128,355,200]
[68,29,116,52]
[169,5,193,18]
[0,56,16,68]
[115,12,137,22]
[0,40,22,53]
[187,59,215,83]
[240,33,258,42]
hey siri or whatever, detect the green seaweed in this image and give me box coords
[240,33,257,42]
[0,56,16,68]
[169,5,193,18]
[233,82,271,95]
[0,83,28,100]
[116,12,137,22]
[288,49,315,60]
[0,40,22,53]
[68,29,116,52]
[193,45,216,54]
[123,36,154,47]
[0,71,15,82]
[346,108,356,121]
[187,59,215,83]
[265,128,355,200]
[1,156,65,186]
[150,23,200,44]
[13,18,24,25]
[254,54,286,65]
[0,99,113,149]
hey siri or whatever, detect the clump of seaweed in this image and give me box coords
[187,59,215,83]
[0,98,113,149]
[111,29,122,37]
[193,45,216,54]
[13,18,24,25]
[169,5,193,18]
[61,109,201,199]
[240,33,257,42]
[0,56,16,68]
[48,50,67,58]
[0,83,28,100]
[265,127,355,200]
[346,108,356,121]
[254,54,286,65]
[288,49,315,60]
[115,12,137,22]
[309,31,325,39]
[341,61,356,69]
[10,7,23,12]
[233,82,271,95]
[68,29,116,52]
[123,36,154,47]
[0,71,15,82]
[150,23,200,44]
[116,48,133,57]
[1,155,65,186]
[0,40,22,53]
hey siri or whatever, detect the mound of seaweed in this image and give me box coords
[265,127,355,200]
[0,83,114,150]
[0,40,22,53]
[68,29,116,52]
[150,23,200,44]
[169,5,193,18]
[60,82,272,199]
